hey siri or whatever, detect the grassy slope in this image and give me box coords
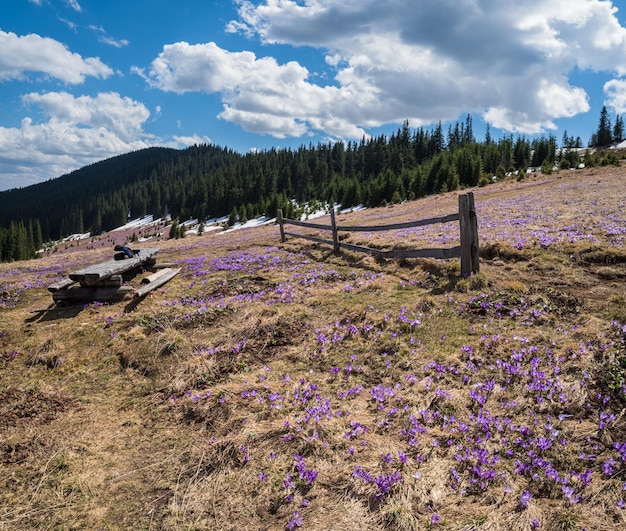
[1,167,626,530]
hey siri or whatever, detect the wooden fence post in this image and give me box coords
[330,208,340,253]
[459,193,479,277]
[459,194,471,277]
[277,209,286,242]
[468,192,480,274]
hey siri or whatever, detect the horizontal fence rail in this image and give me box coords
[278,192,479,277]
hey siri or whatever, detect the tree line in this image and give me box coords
[589,105,625,148]
[0,110,623,262]
[0,219,43,263]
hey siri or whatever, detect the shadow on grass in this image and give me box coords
[25,304,85,323]
[283,241,472,295]
[124,294,148,313]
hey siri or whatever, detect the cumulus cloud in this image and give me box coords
[0,30,113,83]
[22,91,150,141]
[173,134,213,146]
[137,41,368,139]
[0,92,151,190]
[141,0,626,139]
[604,78,626,114]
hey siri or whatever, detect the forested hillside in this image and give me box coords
[0,116,621,262]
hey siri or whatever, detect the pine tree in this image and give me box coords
[613,115,624,143]
[228,206,238,227]
[463,114,474,144]
[596,106,613,147]
[562,130,571,148]
[513,137,530,170]
[169,219,179,239]
[26,220,36,258]
[425,122,445,158]
[33,218,43,251]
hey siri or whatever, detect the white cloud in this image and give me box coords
[0,30,113,83]
[88,25,129,48]
[65,0,82,12]
[138,41,369,139]
[59,18,78,31]
[173,134,212,146]
[604,78,626,114]
[22,91,150,141]
[100,35,129,48]
[0,92,151,190]
[147,0,626,138]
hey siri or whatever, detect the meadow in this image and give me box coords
[1,166,626,530]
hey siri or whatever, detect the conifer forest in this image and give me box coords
[0,112,623,263]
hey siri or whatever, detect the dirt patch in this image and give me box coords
[0,438,47,465]
[241,313,309,364]
[480,242,530,262]
[0,387,78,428]
[206,275,274,299]
[572,246,626,265]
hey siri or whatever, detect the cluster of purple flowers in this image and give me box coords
[352,465,403,498]
[149,224,626,529]
[460,290,557,325]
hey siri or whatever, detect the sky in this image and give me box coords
[1,0,626,191]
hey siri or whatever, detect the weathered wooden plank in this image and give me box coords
[278,209,286,242]
[459,195,472,277]
[81,275,123,288]
[283,231,461,260]
[282,218,332,230]
[141,268,171,284]
[135,268,181,298]
[47,278,76,293]
[468,192,480,274]
[52,285,136,303]
[281,213,459,233]
[337,213,460,232]
[69,248,159,286]
[330,209,340,253]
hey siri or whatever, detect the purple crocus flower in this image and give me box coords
[518,490,532,510]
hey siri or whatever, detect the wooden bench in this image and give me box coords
[48,248,181,304]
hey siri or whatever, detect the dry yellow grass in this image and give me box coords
[1,166,626,530]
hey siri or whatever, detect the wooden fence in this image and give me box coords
[278,192,479,277]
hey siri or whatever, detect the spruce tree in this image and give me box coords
[169,220,179,239]
[596,106,613,147]
[33,219,43,252]
[613,115,624,143]
[228,207,238,227]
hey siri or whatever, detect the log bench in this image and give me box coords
[48,248,181,304]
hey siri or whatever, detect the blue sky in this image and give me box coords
[1,0,626,191]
